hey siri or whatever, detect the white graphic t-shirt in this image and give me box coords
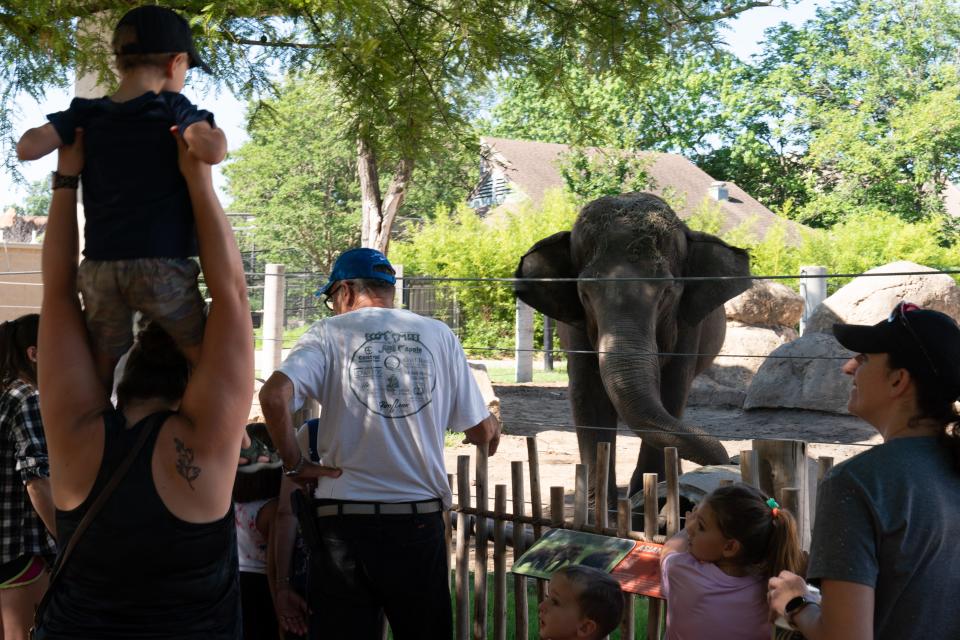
[279,307,489,507]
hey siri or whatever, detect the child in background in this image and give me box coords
[16,5,226,391]
[234,423,282,639]
[660,483,805,640]
[538,565,624,640]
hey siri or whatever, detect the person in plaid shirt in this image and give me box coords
[0,313,56,639]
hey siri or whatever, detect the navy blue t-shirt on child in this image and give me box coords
[47,91,214,260]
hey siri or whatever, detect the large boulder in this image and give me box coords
[709,322,798,387]
[469,361,502,425]
[744,333,854,414]
[805,261,960,334]
[726,280,805,328]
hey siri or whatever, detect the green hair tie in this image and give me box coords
[766,498,780,510]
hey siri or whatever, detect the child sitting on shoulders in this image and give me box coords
[16,5,225,391]
[660,483,805,640]
[538,565,625,640]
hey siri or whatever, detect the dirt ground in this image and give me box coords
[443,382,880,508]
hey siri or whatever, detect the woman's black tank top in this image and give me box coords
[36,410,241,639]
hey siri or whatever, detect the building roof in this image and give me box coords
[477,137,806,243]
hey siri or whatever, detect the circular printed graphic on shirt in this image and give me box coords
[348,331,437,417]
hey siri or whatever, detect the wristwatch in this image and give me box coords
[784,594,819,628]
[282,452,306,477]
[51,171,79,190]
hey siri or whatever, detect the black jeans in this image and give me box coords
[306,508,451,640]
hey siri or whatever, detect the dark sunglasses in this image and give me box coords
[324,283,345,311]
[888,301,939,376]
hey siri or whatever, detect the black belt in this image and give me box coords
[314,499,444,517]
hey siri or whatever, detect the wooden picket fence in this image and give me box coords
[443,437,836,640]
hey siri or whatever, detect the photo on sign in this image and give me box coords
[512,529,636,580]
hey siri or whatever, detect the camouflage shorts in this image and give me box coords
[78,258,206,358]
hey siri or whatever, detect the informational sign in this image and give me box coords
[512,528,667,600]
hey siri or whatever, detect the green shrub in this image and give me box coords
[391,189,579,350]
[395,197,958,347]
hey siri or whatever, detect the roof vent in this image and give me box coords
[709,181,729,202]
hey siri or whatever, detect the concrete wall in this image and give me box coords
[0,243,42,322]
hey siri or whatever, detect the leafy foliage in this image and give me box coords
[391,190,578,348]
[224,75,478,272]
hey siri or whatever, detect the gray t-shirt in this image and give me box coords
[807,436,960,639]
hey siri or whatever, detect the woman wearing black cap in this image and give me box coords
[768,302,960,639]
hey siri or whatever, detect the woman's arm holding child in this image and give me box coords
[16,123,63,161]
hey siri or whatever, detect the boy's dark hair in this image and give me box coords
[704,483,805,583]
[112,24,176,72]
[555,565,624,637]
[116,322,190,408]
[0,313,39,387]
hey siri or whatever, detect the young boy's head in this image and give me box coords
[112,5,210,87]
[539,565,624,639]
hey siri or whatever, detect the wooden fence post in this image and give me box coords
[473,445,490,640]
[573,464,589,529]
[753,439,811,549]
[740,448,760,487]
[595,443,611,533]
[550,487,565,529]
[455,456,471,640]
[618,498,636,640]
[511,461,529,640]
[527,437,545,603]
[493,485,508,640]
[664,448,680,537]
[644,473,662,640]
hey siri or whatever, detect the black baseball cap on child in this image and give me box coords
[833,302,960,399]
[114,5,211,73]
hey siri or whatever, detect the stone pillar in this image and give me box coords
[515,298,533,383]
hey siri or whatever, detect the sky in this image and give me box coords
[0,0,829,208]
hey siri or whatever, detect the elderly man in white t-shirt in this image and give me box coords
[259,247,500,640]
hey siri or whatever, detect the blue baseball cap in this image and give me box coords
[317,248,396,296]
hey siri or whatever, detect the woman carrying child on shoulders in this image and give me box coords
[660,483,805,640]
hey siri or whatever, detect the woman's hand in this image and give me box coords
[170,125,212,188]
[56,128,84,175]
[275,585,310,636]
[768,570,814,617]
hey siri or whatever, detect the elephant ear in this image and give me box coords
[514,231,585,325]
[680,230,752,326]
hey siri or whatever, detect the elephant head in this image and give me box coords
[515,192,751,469]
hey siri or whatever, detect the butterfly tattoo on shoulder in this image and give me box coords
[174,437,201,490]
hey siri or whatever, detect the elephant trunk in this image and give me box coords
[596,320,729,466]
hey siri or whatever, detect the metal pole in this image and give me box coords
[799,266,828,335]
[543,315,553,372]
[515,298,533,382]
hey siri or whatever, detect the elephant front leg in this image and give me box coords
[560,322,619,522]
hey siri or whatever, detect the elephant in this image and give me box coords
[514,192,751,509]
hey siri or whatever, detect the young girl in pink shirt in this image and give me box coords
[660,483,805,640]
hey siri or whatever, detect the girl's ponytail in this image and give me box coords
[705,483,806,583]
[767,503,806,578]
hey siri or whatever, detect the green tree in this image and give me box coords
[758,0,960,229]
[5,179,50,217]
[1,0,783,251]
[487,49,808,213]
[224,75,478,272]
